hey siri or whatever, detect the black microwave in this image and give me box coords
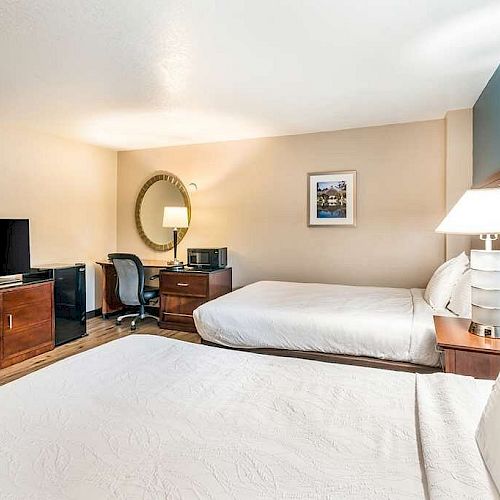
[187,248,227,269]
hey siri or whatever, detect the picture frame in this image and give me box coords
[307,170,357,226]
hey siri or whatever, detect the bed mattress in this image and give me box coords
[0,335,496,499]
[194,280,444,366]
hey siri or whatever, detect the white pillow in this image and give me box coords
[424,252,469,310]
[447,269,472,318]
[476,375,500,493]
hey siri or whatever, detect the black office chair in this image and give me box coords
[108,253,159,330]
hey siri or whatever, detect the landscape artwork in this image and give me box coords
[308,171,356,226]
[317,180,347,219]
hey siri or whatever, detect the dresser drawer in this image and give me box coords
[160,273,208,298]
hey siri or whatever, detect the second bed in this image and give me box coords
[193,280,445,369]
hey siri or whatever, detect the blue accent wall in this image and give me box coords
[473,64,500,184]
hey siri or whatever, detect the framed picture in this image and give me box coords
[308,170,357,226]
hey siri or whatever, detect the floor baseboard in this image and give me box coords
[86,308,102,319]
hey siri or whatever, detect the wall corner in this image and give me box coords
[444,109,473,259]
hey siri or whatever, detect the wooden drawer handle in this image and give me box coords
[7,314,13,330]
[177,283,189,287]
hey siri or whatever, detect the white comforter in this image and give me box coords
[194,280,441,366]
[0,335,496,499]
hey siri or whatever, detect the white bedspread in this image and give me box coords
[194,280,441,367]
[0,335,495,499]
[416,373,498,500]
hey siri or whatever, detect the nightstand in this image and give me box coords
[434,316,500,380]
[159,268,232,332]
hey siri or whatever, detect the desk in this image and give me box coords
[96,259,166,317]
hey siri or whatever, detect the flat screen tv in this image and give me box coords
[0,219,31,276]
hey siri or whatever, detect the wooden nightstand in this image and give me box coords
[434,316,500,380]
[159,268,232,332]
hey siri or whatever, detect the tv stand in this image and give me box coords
[0,276,23,287]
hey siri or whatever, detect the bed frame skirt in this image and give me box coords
[201,340,440,374]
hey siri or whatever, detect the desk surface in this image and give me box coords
[97,259,167,268]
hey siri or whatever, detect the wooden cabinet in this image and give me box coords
[159,268,232,332]
[434,316,500,380]
[0,281,55,368]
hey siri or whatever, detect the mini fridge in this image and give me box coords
[34,264,87,346]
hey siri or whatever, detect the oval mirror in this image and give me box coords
[135,172,191,251]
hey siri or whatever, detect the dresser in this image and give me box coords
[0,281,55,368]
[159,268,232,332]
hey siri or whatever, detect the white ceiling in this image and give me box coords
[0,0,499,151]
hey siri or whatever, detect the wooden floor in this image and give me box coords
[0,316,201,386]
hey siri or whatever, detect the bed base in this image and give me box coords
[201,340,440,374]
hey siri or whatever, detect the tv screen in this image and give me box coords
[0,219,31,276]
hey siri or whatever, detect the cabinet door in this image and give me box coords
[2,322,53,360]
[3,285,52,332]
[454,350,500,380]
[1,283,54,367]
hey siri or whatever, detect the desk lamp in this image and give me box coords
[436,188,500,337]
[163,206,189,269]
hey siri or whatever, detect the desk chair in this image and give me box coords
[108,253,159,330]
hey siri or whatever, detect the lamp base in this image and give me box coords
[166,259,184,271]
[469,321,500,338]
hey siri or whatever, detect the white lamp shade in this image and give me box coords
[162,206,189,228]
[436,188,500,235]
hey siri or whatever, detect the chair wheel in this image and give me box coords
[116,320,121,326]
[131,325,137,331]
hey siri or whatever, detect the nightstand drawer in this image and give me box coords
[160,273,208,298]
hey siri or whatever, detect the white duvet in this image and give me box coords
[0,335,496,499]
[194,280,442,366]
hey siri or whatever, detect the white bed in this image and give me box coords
[193,280,445,367]
[0,334,497,499]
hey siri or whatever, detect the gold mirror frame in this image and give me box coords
[135,172,191,251]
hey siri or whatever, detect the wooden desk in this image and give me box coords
[96,259,167,317]
[434,315,500,379]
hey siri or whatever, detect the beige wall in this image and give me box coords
[118,119,446,289]
[444,109,473,258]
[0,126,117,310]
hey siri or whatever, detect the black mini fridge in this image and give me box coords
[34,264,87,346]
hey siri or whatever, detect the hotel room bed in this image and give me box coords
[0,334,497,499]
[193,280,445,369]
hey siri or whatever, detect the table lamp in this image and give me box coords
[436,187,500,337]
[163,206,189,269]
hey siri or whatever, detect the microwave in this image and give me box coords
[187,248,227,269]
